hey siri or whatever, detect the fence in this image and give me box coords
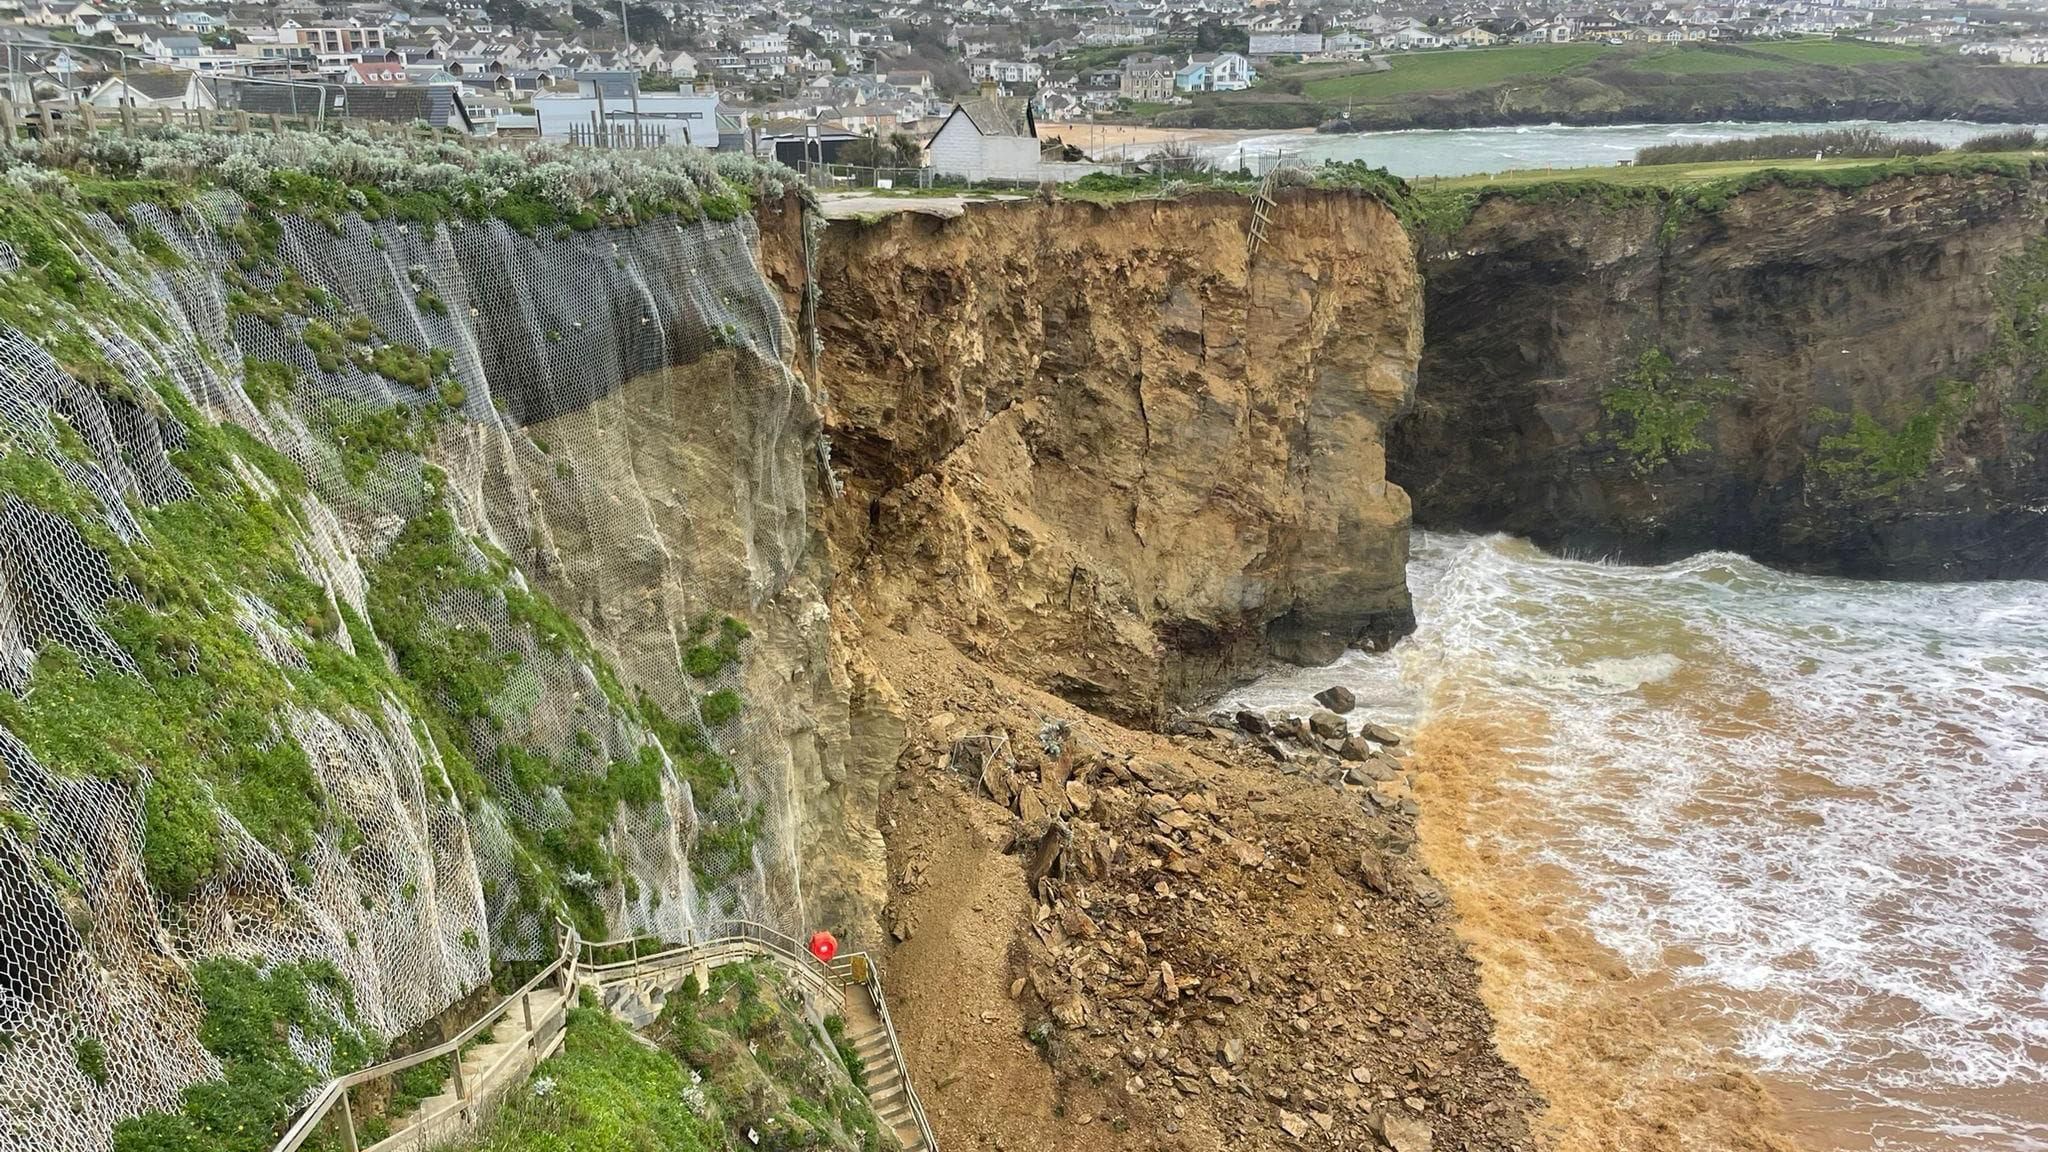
[269,921,580,1152]
[0,95,497,147]
[798,162,935,190]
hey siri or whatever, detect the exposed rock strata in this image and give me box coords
[1398,169,2048,578]
[772,191,1424,727]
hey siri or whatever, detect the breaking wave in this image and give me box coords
[1231,533,2048,1151]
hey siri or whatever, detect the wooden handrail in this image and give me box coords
[269,920,578,1152]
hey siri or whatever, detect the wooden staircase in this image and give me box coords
[828,956,929,1152]
[1248,164,1283,260]
[368,984,572,1150]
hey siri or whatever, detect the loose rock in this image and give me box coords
[1314,686,1357,714]
[1360,721,1403,746]
[1309,711,1348,741]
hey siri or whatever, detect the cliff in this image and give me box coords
[1397,164,2048,578]
[780,190,1423,726]
[0,137,1435,1152]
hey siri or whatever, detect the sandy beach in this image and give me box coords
[1036,121,1312,161]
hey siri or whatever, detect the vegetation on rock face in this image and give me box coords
[1815,380,1977,495]
[3,126,805,235]
[453,970,887,1152]
[111,958,371,1152]
[0,165,790,1151]
[1601,348,1737,472]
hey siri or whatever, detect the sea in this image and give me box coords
[1209,119,2048,178]
[1226,533,2048,1152]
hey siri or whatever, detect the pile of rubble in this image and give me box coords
[938,684,1537,1152]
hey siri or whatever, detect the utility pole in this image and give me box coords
[620,0,631,50]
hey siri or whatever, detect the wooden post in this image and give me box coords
[119,101,134,136]
[338,1093,361,1152]
[0,98,15,147]
[269,112,282,134]
[452,1052,468,1101]
[38,101,55,140]
[78,102,95,136]
[157,107,170,129]
[234,109,249,134]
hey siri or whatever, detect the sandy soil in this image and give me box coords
[1036,123,1313,160]
[862,623,1539,1152]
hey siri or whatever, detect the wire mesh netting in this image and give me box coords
[0,185,824,1151]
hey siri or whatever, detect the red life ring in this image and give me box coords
[807,930,839,964]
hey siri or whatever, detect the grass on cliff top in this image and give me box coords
[1302,43,1614,101]
[1407,149,2044,236]
[1294,40,1922,102]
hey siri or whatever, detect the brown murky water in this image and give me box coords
[1230,534,2048,1152]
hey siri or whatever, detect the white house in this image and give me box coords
[927,89,1041,181]
[967,58,1042,83]
[1175,51,1253,92]
[84,69,214,109]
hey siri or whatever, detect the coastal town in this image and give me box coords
[5,0,2048,180]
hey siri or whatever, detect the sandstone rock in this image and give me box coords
[1309,710,1348,741]
[1235,710,1270,735]
[1371,1111,1433,1152]
[1357,849,1392,896]
[1338,735,1372,762]
[1314,686,1357,714]
[1279,1110,1310,1139]
[1360,722,1402,746]
[1066,779,1093,814]
[1219,1037,1245,1066]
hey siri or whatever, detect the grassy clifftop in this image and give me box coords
[1132,40,2048,131]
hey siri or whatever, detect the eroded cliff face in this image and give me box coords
[782,191,1424,726]
[1398,169,2048,577]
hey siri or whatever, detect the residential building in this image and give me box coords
[926,86,1040,180]
[294,23,386,55]
[83,69,214,109]
[1175,51,1252,92]
[1120,53,1174,100]
[1249,31,1323,55]
[967,58,1041,84]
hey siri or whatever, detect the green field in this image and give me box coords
[1744,38,1926,65]
[1625,44,1807,75]
[1413,147,2033,194]
[1302,44,1614,100]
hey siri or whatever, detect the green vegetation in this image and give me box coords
[1303,43,1613,101]
[112,958,371,1152]
[74,1034,109,1086]
[682,615,751,680]
[1962,128,2040,154]
[1601,349,1737,471]
[823,1015,868,1093]
[1110,39,2031,134]
[647,963,886,1152]
[699,689,743,727]
[1743,38,1924,66]
[1815,379,1976,494]
[1636,127,1940,167]
[1992,236,2048,432]
[456,1003,723,1152]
